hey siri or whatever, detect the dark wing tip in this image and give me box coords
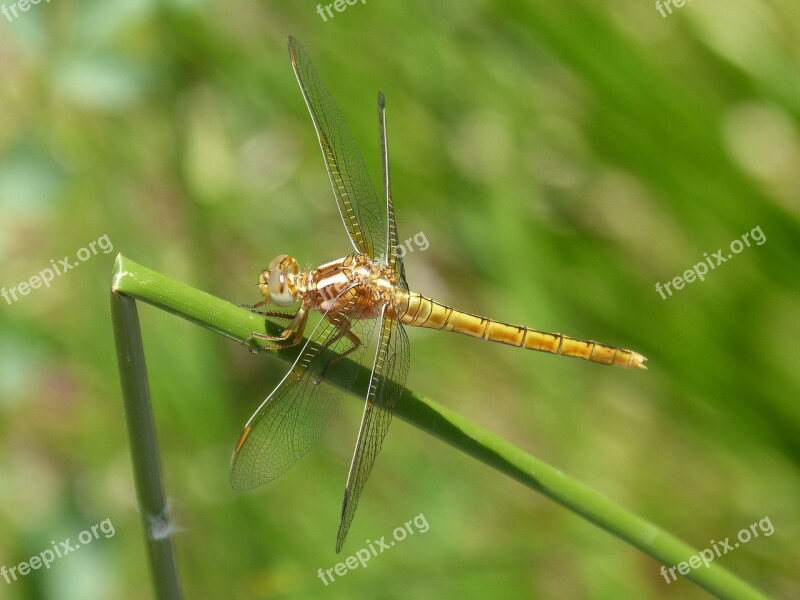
[335,524,346,553]
[229,431,256,491]
[378,91,386,108]
[334,484,353,553]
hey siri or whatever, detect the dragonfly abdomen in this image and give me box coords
[397,291,646,369]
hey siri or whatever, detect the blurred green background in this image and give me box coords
[1,0,798,598]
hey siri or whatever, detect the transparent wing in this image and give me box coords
[288,36,387,260]
[335,308,410,552]
[231,288,382,491]
[377,91,408,290]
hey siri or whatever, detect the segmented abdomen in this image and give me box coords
[396,291,646,369]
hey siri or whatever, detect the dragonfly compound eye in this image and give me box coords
[268,254,300,274]
[268,268,298,306]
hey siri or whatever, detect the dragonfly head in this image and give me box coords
[259,254,300,306]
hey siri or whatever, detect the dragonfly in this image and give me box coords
[231,36,648,553]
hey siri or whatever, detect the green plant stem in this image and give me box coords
[111,253,770,600]
[111,289,184,599]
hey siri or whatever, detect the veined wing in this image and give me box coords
[288,36,387,261]
[377,91,408,290]
[335,308,410,552]
[231,288,382,490]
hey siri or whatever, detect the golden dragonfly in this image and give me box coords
[231,36,647,553]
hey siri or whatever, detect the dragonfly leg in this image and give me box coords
[247,305,309,348]
[239,300,302,324]
[249,310,297,320]
[287,308,310,346]
[238,300,297,319]
[240,299,270,310]
[316,316,361,383]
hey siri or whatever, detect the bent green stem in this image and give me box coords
[111,290,184,600]
[111,253,769,600]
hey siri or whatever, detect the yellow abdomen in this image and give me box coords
[395,291,647,369]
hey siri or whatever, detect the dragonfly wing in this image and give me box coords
[231,288,382,491]
[377,91,408,290]
[288,36,387,260]
[335,307,410,552]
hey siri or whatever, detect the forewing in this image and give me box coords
[231,289,382,491]
[335,309,410,552]
[377,91,408,289]
[288,36,386,260]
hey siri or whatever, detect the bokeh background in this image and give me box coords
[1,1,798,598]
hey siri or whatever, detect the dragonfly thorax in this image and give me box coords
[294,253,398,318]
